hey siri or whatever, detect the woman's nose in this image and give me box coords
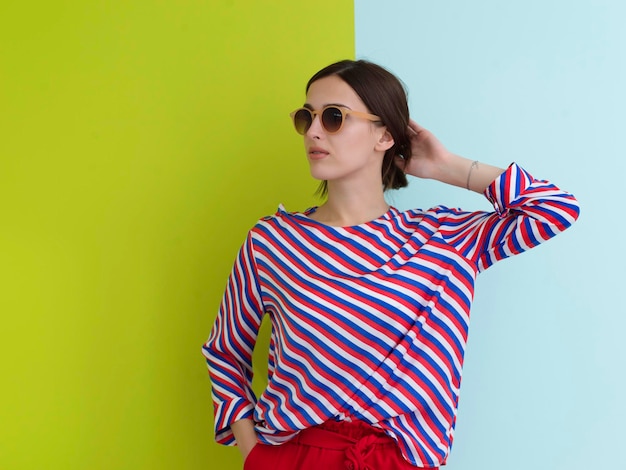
[305,114,324,138]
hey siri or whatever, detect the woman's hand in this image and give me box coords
[397,119,452,180]
[397,119,506,192]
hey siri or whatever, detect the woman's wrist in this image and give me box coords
[231,418,258,458]
[431,153,505,193]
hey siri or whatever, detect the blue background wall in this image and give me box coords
[356,1,624,469]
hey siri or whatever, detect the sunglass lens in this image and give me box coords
[322,107,343,133]
[293,109,312,135]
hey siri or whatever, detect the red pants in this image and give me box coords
[243,420,436,470]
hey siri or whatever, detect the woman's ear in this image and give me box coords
[375,128,395,152]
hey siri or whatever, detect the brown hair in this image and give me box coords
[305,59,411,196]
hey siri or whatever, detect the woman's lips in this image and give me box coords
[308,147,329,160]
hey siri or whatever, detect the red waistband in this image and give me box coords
[293,419,394,451]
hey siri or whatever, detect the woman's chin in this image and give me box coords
[308,168,334,181]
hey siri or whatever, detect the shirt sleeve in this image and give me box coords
[201,231,265,445]
[441,163,580,271]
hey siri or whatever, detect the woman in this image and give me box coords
[202,60,580,469]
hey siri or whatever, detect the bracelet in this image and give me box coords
[466,160,479,190]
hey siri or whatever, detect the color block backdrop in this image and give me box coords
[0,1,353,469]
[2,1,622,469]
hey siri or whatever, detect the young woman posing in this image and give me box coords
[203,60,580,469]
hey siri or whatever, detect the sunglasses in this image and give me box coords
[290,105,381,135]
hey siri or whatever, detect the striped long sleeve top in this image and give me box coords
[202,163,580,467]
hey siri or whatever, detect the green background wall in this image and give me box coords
[0,1,354,468]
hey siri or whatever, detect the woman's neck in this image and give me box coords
[310,179,389,227]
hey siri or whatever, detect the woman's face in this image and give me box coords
[302,75,392,186]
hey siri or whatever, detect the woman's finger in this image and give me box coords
[408,119,425,133]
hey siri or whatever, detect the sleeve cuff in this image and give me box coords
[484,162,532,217]
[213,397,255,445]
